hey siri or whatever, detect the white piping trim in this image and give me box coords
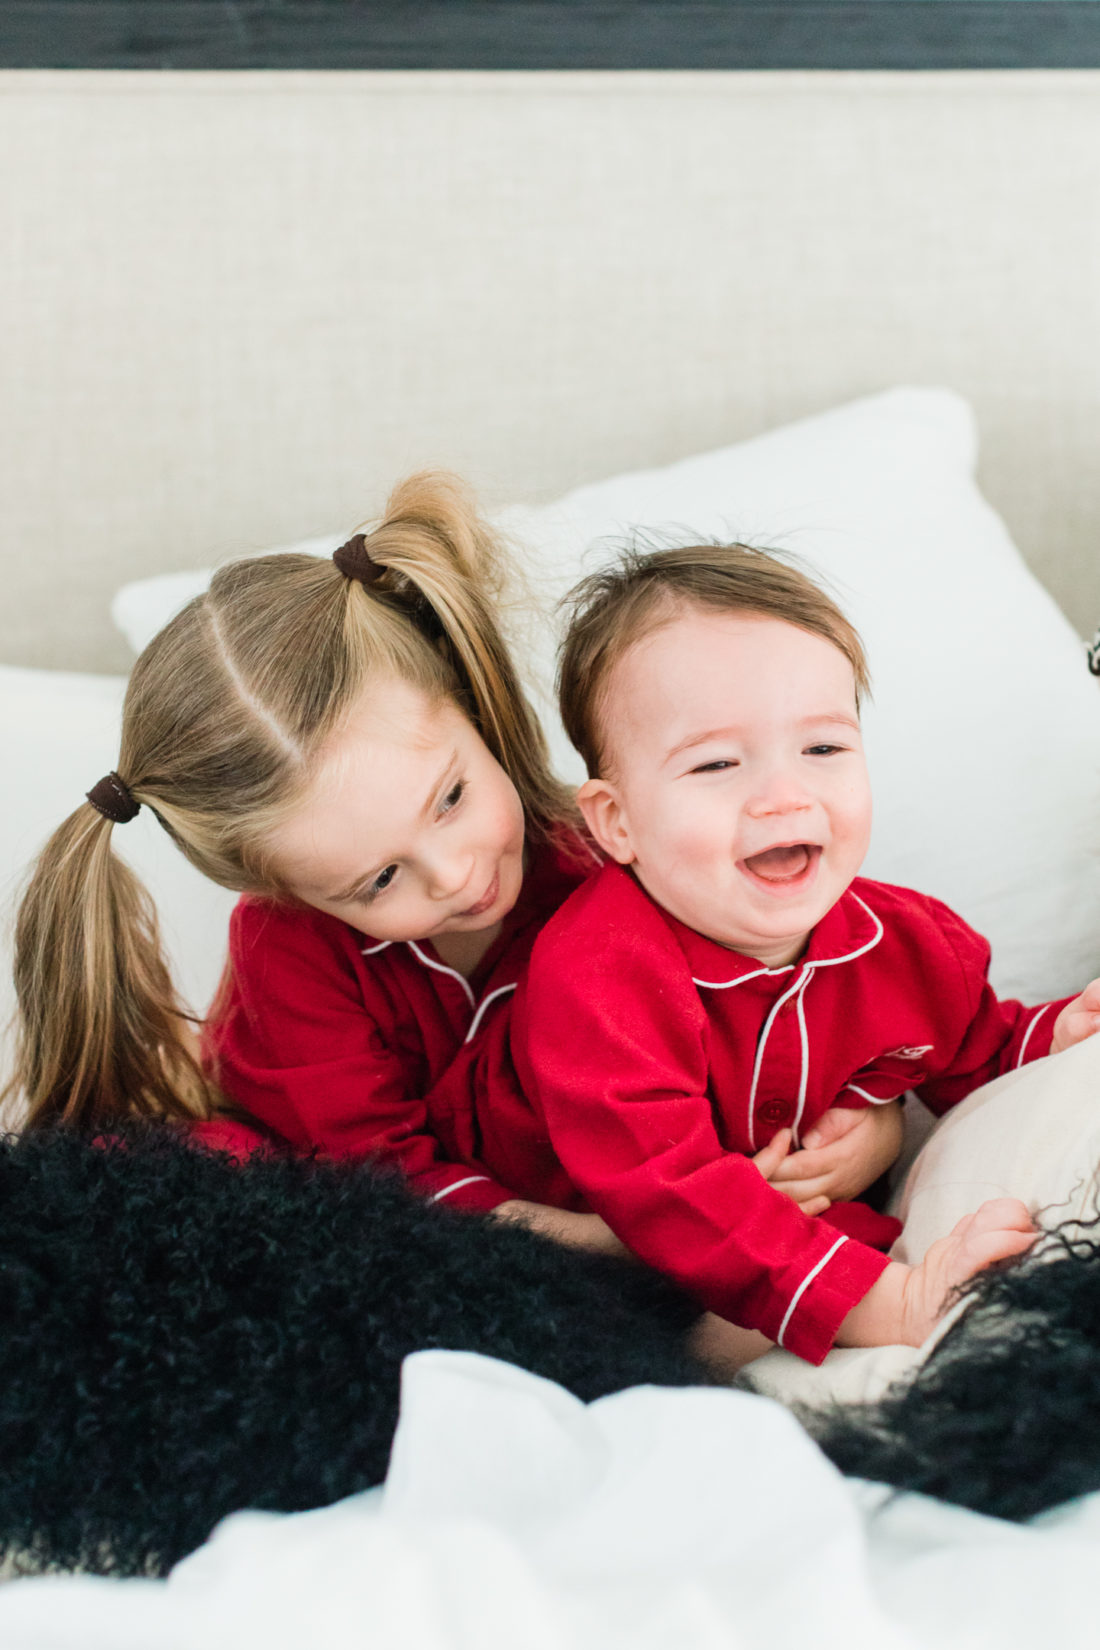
[791,968,813,1142]
[842,1082,895,1105]
[747,973,805,1149]
[407,941,476,1010]
[692,962,793,991]
[360,939,393,956]
[430,1175,490,1203]
[1015,1003,1055,1069]
[808,894,884,969]
[691,894,883,991]
[464,983,517,1044]
[776,1234,848,1349]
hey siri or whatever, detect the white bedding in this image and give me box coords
[0,1350,1094,1650]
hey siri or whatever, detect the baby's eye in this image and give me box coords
[367,864,398,900]
[805,744,844,757]
[691,759,739,774]
[439,781,465,814]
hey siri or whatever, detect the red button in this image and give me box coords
[760,1099,792,1125]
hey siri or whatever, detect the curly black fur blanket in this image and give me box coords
[813,1224,1100,1521]
[0,1128,707,1576]
[5,1129,1098,1579]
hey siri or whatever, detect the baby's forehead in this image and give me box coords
[595,608,858,771]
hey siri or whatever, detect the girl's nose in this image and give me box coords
[425,852,475,902]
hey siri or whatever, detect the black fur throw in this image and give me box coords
[0,1127,708,1577]
[812,1221,1100,1521]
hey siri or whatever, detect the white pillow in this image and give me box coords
[111,387,1100,1007]
[745,1035,1100,1409]
[0,666,237,1092]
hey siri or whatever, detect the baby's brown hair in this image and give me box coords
[557,543,870,777]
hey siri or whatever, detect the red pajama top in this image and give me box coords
[461,864,1070,1363]
[199,834,594,1211]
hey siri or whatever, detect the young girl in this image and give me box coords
[445,544,1100,1362]
[5,475,614,1249]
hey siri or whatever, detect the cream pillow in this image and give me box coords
[746,1038,1100,1408]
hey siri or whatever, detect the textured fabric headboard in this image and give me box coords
[3,68,1099,671]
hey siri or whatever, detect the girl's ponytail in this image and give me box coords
[353,473,575,842]
[6,802,212,1129]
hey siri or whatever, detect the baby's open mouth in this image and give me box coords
[739,843,821,884]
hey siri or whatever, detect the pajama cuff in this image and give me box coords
[776,1237,892,1366]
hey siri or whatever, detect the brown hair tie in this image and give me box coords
[333,533,387,586]
[86,772,141,825]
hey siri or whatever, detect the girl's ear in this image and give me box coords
[576,778,636,865]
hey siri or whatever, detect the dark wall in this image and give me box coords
[3,2,1100,71]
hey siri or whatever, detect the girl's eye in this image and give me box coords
[367,864,398,899]
[691,760,738,774]
[440,781,465,814]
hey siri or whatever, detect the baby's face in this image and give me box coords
[578,609,872,967]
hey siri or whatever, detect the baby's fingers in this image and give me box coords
[751,1129,792,1182]
[769,1143,844,1182]
[802,1109,866,1150]
[951,1198,1037,1271]
[802,1195,832,1219]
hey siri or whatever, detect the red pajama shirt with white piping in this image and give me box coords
[468,862,1071,1364]
[198,834,593,1211]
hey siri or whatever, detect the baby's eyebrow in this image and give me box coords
[663,712,859,764]
[663,725,743,763]
[802,712,860,732]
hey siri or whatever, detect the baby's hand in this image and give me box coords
[751,1129,830,1218]
[837,1197,1036,1348]
[764,1101,905,1206]
[1050,978,1100,1055]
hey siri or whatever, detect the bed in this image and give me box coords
[3,57,1100,1648]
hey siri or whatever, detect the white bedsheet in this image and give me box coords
[0,1350,1095,1650]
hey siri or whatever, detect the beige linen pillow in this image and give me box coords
[746,1036,1100,1408]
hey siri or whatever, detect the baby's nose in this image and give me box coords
[746,770,813,817]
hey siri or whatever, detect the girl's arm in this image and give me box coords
[492,1200,629,1254]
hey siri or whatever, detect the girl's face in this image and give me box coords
[268,678,526,946]
[578,609,872,968]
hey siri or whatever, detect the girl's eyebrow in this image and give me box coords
[327,748,459,902]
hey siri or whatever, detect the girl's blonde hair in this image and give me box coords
[8,473,573,1132]
[558,542,870,777]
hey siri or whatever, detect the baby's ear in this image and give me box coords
[576,778,636,865]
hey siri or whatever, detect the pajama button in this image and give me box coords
[760,1099,791,1125]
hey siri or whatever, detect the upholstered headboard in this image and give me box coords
[3,67,1099,672]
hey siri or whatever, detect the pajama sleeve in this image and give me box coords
[915,898,1073,1116]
